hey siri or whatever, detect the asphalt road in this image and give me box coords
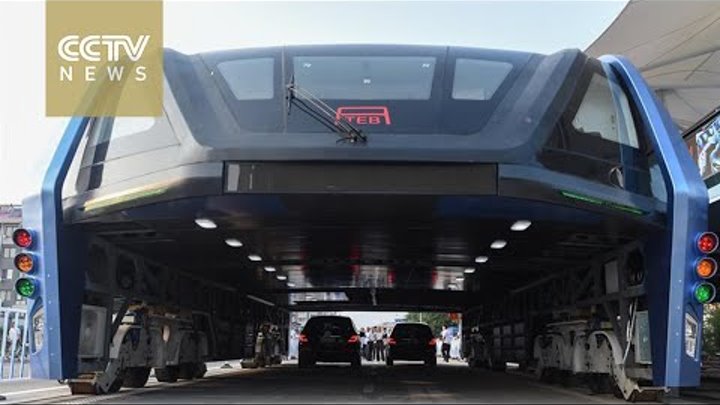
[1,360,688,404]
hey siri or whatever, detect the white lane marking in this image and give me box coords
[13,368,243,404]
[2,386,69,397]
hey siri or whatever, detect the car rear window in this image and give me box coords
[392,324,433,339]
[303,317,355,337]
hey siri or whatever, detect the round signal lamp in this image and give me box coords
[12,228,33,248]
[14,253,35,273]
[15,278,38,298]
[694,282,716,304]
[698,232,719,254]
[697,258,717,279]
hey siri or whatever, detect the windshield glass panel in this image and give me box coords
[452,59,513,101]
[217,58,274,100]
[293,56,436,100]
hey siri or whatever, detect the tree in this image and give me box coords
[405,312,457,336]
[704,304,720,356]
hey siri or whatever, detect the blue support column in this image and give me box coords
[601,56,708,387]
[24,117,90,379]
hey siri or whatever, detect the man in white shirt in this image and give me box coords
[441,325,452,362]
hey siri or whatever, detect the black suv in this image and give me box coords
[298,316,361,368]
[386,323,437,367]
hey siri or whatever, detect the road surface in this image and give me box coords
[1,360,716,404]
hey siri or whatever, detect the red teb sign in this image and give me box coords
[336,106,391,125]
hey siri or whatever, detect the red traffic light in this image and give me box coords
[698,232,719,254]
[12,228,33,248]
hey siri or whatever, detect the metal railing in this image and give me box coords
[0,306,30,380]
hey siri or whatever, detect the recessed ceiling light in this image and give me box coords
[194,218,217,229]
[475,256,489,263]
[464,268,476,274]
[456,276,465,282]
[248,254,262,262]
[276,275,287,281]
[225,238,243,247]
[511,220,532,232]
[263,266,275,272]
[287,282,296,288]
[491,240,507,249]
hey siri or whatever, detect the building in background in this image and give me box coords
[0,204,23,308]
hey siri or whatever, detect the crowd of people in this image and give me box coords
[358,326,390,361]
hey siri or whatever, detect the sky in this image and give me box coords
[0,0,628,204]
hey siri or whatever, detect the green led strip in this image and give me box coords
[560,190,645,216]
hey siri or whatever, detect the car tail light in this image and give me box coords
[698,232,719,254]
[387,337,397,346]
[12,228,33,248]
[697,257,717,279]
[14,253,35,273]
[299,334,308,344]
[347,335,359,344]
[429,338,437,347]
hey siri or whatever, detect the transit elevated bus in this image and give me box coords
[10,45,711,399]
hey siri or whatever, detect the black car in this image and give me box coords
[386,323,437,367]
[298,316,361,368]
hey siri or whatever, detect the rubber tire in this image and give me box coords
[539,368,557,384]
[351,354,361,368]
[425,357,437,367]
[154,366,179,383]
[298,354,312,369]
[178,363,198,380]
[194,363,207,379]
[489,358,506,372]
[386,357,394,366]
[123,367,151,388]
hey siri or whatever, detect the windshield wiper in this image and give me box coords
[286,77,367,144]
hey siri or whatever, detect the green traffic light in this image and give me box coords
[15,278,36,298]
[694,282,716,304]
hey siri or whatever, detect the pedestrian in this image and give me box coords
[374,327,385,361]
[359,328,368,360]
[441,325,452,362]
[367,327,376,361]
[6,322,18,360]
[288,328,299,360]
[451,333,461,360]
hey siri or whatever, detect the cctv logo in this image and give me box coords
[58,35,150,62]
[57,35,151,82]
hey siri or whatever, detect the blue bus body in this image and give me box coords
[14,46,709,389]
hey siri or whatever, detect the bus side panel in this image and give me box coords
[26,117,90,379]
[602,55,708,387]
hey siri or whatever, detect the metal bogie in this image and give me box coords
[532,322,664,401]
[71,307,210,394]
